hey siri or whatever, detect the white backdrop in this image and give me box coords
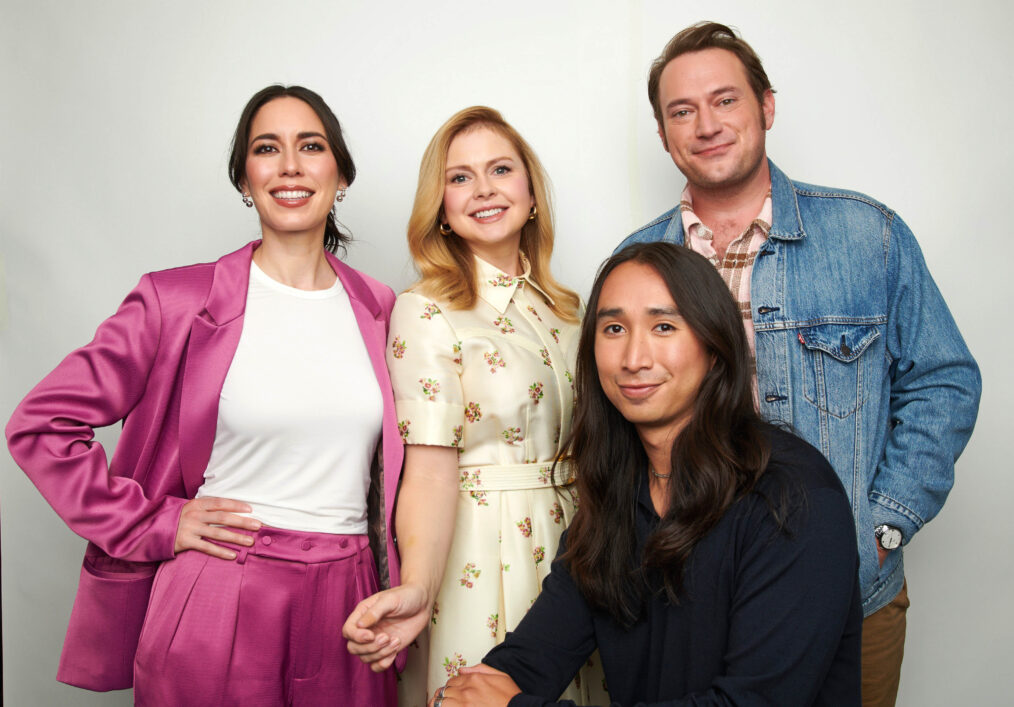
[2,1,1010,704]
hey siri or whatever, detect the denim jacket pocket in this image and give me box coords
[799,323,880,418]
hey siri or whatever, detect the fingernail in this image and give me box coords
[227,551,237,560]
[378,635,389,646]
[245,537,255,545]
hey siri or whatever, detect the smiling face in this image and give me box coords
[656,48,774,194]
[594,261,712,439]
[242,96,344,243]
[442,126,534,269]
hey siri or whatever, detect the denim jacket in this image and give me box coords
[617,160,981,615]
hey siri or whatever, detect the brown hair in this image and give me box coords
[406,106,579,320]
[229,85,356,255]
[647,21,774,126]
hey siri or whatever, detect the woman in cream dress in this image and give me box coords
[344,107,606,704]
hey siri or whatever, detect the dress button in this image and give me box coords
[339,538,349,549]
[261,535,273,546]
[301,541,312,551]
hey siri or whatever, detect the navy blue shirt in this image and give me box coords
[484,428,861,706]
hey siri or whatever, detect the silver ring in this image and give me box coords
[434,699,443,707]
[437,686,446,698]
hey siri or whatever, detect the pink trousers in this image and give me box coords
[133,527,395,706]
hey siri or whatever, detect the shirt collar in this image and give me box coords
[474,252,554,314]
[679,185,773,241]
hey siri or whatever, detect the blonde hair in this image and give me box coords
[406,106,579,322]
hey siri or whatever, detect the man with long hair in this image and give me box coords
[428,243,861,706]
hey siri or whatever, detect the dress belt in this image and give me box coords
[457,460,574,491]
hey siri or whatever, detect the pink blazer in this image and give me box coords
[6,241,405,691]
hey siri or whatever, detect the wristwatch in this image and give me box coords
[875,524,903,551]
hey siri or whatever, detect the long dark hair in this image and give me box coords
[228,85,356,255]
[559,242,774,625]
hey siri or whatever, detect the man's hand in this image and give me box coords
[428,664,521,706]
[877,541,888,568]
[343,583,430,671]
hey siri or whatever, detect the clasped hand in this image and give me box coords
[342,582,431,671]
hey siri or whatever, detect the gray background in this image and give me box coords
[2,0,1010,704]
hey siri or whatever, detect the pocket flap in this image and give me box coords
[798,323,879,363]
[84,544,158,580]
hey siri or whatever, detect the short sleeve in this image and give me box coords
[387,291,465,448]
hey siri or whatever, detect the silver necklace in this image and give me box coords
[649,466,672,480]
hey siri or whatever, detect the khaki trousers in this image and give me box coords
[861,579,910,707]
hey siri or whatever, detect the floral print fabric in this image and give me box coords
[389,256,606,704]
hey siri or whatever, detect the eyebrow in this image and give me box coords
[249,131,327,143]
[445,156,516,173]
[596,305,680,319]
[665,85,741,111]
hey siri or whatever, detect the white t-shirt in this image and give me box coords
[196,260,383,534]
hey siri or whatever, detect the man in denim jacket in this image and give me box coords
[616,22,981,706]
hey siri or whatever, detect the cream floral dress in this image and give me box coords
[390,256,607,705]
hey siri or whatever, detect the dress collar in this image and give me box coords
[474,252,554,314]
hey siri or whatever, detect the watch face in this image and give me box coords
[878,526,902,550]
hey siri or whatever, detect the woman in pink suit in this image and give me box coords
[6,85,401,706]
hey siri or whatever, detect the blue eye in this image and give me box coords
[450,174,467,184]
[493,165,511,175]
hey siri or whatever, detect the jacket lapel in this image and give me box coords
[766,159,806,242]
[328,252,386,373]
[328,253,394,464]
[178,242,256,497]
[328,252,401,588]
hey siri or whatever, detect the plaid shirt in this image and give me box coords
[680,186,772,383]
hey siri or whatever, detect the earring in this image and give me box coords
[242,193,254,208]
[336,188,347,203]
[528,205,537,221]
[439,222,453,236]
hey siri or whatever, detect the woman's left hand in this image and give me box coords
[343,582,430,671]
[344,444,459,672]
[428,664,521,706]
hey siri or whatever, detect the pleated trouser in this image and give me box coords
[133,527,396,706]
